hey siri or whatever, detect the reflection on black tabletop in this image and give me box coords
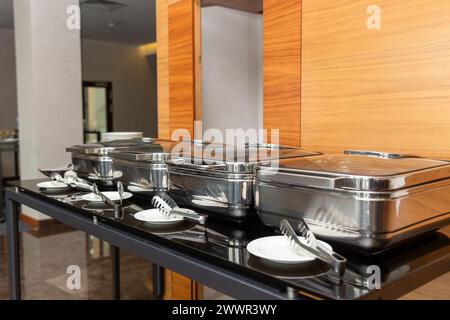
[7,179,450,300]
[248,255,330,279]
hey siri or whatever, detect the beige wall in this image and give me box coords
[81,40,157,138]
[201,7,263,136]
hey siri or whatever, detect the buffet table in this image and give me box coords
[4,179,450,300]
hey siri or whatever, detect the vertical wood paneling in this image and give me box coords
[302,0,450,158]
[156,0,170,139]
[157,0,201,300]
[263,0,302,146]
[163,269,194,300]
[168,0,196,137]
[162,269,203,300]
[194,0,202,121]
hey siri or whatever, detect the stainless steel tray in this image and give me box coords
[110,140,177,193]
[67,138,155,186]
[168,145,320,219]
[255,151,450,250]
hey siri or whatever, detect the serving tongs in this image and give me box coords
[92,183,124,218]
[45,171,94,193]
[280,219,347,277]
[152,194,207,225]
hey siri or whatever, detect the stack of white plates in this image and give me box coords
[101,132,143,141]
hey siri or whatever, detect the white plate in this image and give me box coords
[133,209,184,225]
[37,181,69,190]
[247,236,333,265]
[80,191,133,202]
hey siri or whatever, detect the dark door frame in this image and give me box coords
[82,81,114,142]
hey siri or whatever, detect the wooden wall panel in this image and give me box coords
[156,0,170,139]
[194,0,202,121]
[157,0,202,300]
[163,269,201,300]
[263,0,302,147]
[168,0,196,137]
[302,0,450,159]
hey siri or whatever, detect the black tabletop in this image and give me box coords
[8,179,450,300]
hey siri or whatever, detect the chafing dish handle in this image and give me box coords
[167,159,227,170]
[344,150,421,159]
[258,170,346,189]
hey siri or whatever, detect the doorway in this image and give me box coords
[82,81,113,143]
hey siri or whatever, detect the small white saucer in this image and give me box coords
[80,191,133,202]
[37,181,69,190]
[246,236,333,264]
[134,209,184,225]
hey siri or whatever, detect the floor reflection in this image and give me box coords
[0,221,154,300]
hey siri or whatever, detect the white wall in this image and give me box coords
[0,27,17,176]
[14,0,84,220]
[201,7,262,135]
[81,40,157,138]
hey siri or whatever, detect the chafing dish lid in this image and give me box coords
[111,140,176,162]
[66,138,156,155]
[170,144,320,173]
[257,151,450,191]
[110,140,220,162]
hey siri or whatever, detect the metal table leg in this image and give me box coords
[152,264,164,299]
[14,148,19,178]
[111,245,121,300]
[6,193,21,300]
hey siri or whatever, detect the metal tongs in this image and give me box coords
[152,194,207,225]
[49,173,94,192]
[92,182,124,218]
[280,219,347,277]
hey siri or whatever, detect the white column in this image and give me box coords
[14,0,83,220]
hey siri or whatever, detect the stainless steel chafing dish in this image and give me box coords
[255,150,450,250]
[167,144,320,219]
[66,138,155,186]
[110,140,178,194]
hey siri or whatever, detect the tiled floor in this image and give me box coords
[0,222,448,300]
[0,222,155,300]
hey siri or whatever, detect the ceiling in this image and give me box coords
[0,0,156,45]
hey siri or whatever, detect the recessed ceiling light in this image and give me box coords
[81,0,127,12]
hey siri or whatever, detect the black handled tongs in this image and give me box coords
[280,219,347,277]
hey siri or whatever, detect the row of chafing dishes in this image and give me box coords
[66,138,450,251]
